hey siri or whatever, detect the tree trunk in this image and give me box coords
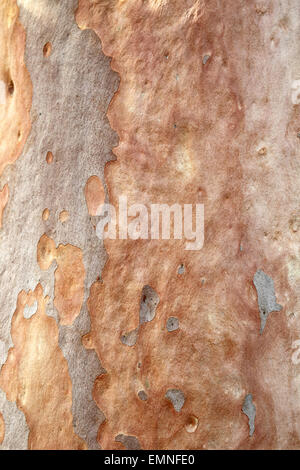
[0,0,299,450]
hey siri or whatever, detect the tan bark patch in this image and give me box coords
[37,233,56,271]
[0,284,86,450]
[37,234,85,326]
[0,0,32,176]
[54,244,85,326]
[84,175,105,216]
[59,210,69,223]
[42,208,50,221]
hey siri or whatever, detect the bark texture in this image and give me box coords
[0,0,299,450]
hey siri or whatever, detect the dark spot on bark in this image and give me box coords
[138,390,148,401]
[8,79,14,95]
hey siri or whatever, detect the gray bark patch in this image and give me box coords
[121,286,159,347]
[253,270,282,334]
[0,389,29,450]
[139,285,160,324]
[242,394,256,437]
[166,317,179,332]
[203,54,211,65]
[120,328,139,347]
[165,388,185,412]
[115,434,141,450]
[177,264,185,275]
[138,390,148,401]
